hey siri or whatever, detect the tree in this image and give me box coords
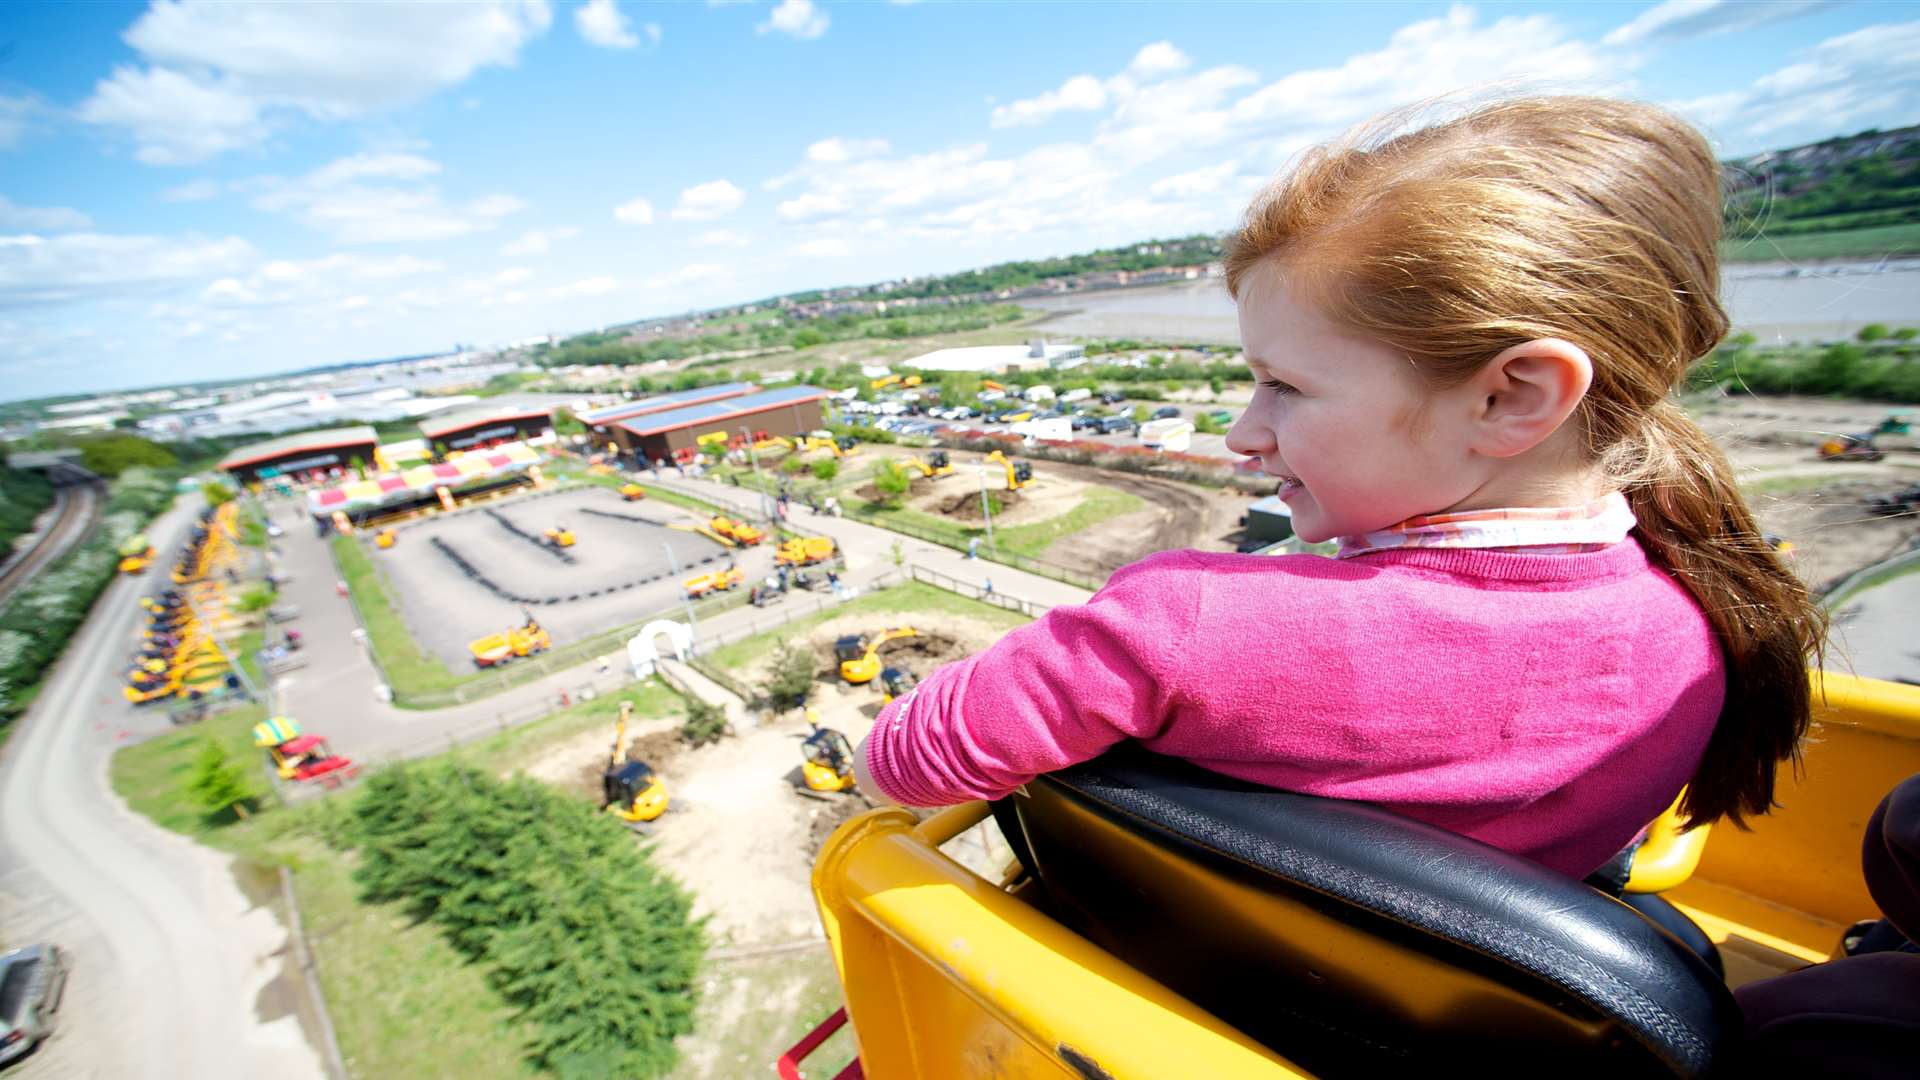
[73,434,177,479]
[872,459,911,507]
[811,458,838,483]
[1893,327,1918,342]
[762,639,815,709]
[1132,404,1152,424]
[1858,323,1891,343]
[792,328,826,349]
[200,480,236,507]
[680,699,728,747]
[781,455,807,475]
[236,584,277,614]
[187,739,255,821]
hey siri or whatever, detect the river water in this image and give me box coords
[1022,259,1920,345]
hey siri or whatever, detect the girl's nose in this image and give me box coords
[1224,411,1270,459]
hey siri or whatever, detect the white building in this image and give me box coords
[905,339,1085,374]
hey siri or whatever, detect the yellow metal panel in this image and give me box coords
[814,806,1313,1080]
[1688,673,1920,930]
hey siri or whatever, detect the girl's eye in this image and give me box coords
[1259,378,1297,396]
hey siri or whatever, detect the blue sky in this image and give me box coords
[2,0,1916,400]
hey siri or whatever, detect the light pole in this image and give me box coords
[740,425,773,525]
[976,463,998,557]
[662,541,699,650]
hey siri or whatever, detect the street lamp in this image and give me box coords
[740,425,773,524]
[976,463,998,556]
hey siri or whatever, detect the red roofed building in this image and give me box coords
[419,404,555,453]
[218,426,379,486]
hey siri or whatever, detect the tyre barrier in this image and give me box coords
[428,535,721,607]
[484,508,577,565]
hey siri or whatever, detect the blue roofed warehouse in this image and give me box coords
[609,385,830,463]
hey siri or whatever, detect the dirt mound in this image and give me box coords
[804,793,872,857]
[810,627,969,681]
[933,488,1022,521]
[554,727,686,803]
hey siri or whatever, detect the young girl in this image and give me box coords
[855,96,1825,879]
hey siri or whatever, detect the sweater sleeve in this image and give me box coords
[863,551,1202,806]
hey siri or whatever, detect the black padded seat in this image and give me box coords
[993,745,1740,1078]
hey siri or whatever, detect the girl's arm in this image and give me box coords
[858,553,1200,807]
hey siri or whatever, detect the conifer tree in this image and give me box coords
[186,739,255,820]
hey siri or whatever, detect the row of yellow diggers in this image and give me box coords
[126,582,238,704]
[171,502,243,585]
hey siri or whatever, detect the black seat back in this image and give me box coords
[995,746,1740,1078]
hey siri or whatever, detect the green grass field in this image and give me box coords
[700,580,1030,674]
[331,534,462,696]
[1723,222,1920,263]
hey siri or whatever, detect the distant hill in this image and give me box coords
[1723,123,1920,242]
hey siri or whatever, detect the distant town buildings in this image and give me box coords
[906,340,1086,374]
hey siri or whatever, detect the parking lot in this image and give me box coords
[838,391,1238,459]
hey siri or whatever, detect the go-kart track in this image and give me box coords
[374,486,769,669]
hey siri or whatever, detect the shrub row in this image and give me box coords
[344,762,704,1079]
[0,467,176,723]
[1689,340,1920,402]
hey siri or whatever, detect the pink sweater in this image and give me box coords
[865,542,1726,878]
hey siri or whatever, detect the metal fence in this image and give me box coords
[907,564,1057,618]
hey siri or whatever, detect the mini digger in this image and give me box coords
[603,701,668,825]
[985,449,1035,491]
[543,523,577,548]
[799,722,859,796]
[836,627,915,685]
[619,483,647,501]
[904,450,955,480]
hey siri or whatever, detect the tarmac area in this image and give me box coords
[375,486,768,668]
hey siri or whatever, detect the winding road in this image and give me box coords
[0,496,325,1079]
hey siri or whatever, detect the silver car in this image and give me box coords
[0,944,68,1065]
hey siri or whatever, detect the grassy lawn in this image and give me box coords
[668,948,852,1080]
[1723,222,1920,263]
[457,677,687,779]
[110,674,699,1079]
[331,534,462,696]
[546,463,730,516]
[996,485,1144,557]
[701,580,1030,673]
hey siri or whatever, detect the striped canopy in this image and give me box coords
[253,715,303,747]
[304,440,546,516]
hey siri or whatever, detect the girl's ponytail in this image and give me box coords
[1226,95,1829,828]
[1617,402,1824,827]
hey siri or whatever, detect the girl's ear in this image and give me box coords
[1467,338,1593,459]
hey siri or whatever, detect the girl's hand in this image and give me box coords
[851,732,900,806]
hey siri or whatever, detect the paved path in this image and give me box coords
[0,496,326,1080]
[1832,570,1920,685]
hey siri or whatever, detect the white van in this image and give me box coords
[1058,387,1092,404]
[1024,384,1056,403]
[1138,417,1195,452]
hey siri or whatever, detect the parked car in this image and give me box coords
[1059,388,1093,404]
[1152,405,1183,420]
[1070,414,1103,431]
[977,389,1007,403]
[1098,415,1136,435]
[1204,409,1233,424]
[0,944,68,1065]
[1098,390,1126,404]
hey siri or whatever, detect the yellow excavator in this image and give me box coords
[836,628,915,684]
[619,483,647,501]
[799,716,859,795]
[604,701,668,824]
[985,449,1035,491]
[543,524,577,548]
[709,516,766,546]
[468,612,550,667]
[786,672,1920,1080]
[776,535,836,566]
[904,450,955,480]
[684,566,744,598]
[802,435,859,458]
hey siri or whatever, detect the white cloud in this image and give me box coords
[0,232,255,308]
[671,179,745,220]
[79,66,267,165]
[694,229,751,248]
[0,94,47,151]
[245,153,513,244]
[550,274,619,298]
[338,295,370,311]
[991,74,1109,129]
[1604,0,1840,46]
[776,191,851,222]
[1667,18,1920,142]
[1127,41,1191,80]
[575,0,644,48]
[159,179,223,203]
[791,237,851,258]
[614,196,655,225]
[644,263,727,288]
[0,197,93,232]
[80,1,552,163]
[758,0,828,40]
[467,193,528,217]
[495,267,533,285]
[1223,7,1611,145]
[1149,159,1241,198]
[500,226,580,255]
[806,136,891,165]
